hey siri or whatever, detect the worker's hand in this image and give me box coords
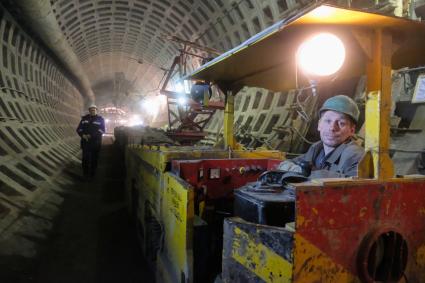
[82,134,90,141]
[277,160,302,173]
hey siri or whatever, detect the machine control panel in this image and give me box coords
[171,158,281,199]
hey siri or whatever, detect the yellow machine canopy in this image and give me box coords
[186,4,425,92]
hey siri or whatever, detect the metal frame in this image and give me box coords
[160,50,224,145]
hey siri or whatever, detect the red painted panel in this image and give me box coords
[172,159,280,199]
[296,180,425,279]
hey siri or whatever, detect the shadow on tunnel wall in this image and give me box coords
[0,5,84,257]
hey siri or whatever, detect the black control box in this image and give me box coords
[234,183,295,227]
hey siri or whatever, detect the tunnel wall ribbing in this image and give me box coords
[0,6,84,247]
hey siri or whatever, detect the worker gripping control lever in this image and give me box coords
[76,104,105,180]
[278,95,364,178]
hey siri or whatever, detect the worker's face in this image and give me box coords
[318,110,355,148]
[89,107,97,116]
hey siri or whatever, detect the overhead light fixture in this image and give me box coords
[297,33,346,77]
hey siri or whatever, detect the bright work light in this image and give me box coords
[177,96,187,106]
[141,95,166,117]
[297,33,345,76]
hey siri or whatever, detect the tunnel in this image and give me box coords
[0,0,425,282]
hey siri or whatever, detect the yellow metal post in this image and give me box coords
[361,29,394,180]
[223,91,235,149]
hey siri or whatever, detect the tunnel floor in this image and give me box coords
[0,136,153,283]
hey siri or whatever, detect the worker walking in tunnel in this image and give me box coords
[278,95,364,178]
[76,105,105,180]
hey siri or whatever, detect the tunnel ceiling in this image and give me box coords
[47,0,302,110]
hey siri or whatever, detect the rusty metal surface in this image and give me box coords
[220,177,425,282]
[125,145,285,282]
[294,179,425,282]
[222,218,294,283]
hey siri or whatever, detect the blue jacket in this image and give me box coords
[76,114,105,148]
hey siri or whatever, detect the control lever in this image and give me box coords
[258,170,287,186]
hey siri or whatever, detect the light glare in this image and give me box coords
[128,115,143,126]
[297,33,345,76]
[175,83,185,93]
[142,98,159,116]
[310,6,334,18]
[178,96,187,106]
[142,95,166,117]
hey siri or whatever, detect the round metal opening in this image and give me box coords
[358,231,408,282]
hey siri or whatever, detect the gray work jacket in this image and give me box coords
[293,140,364,178]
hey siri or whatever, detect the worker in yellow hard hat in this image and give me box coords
[278,95,364,178]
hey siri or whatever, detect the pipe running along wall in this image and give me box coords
[14,0,95,105]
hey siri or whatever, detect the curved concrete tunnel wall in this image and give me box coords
[48,0,306,108]
[0,6,83,256]
[14,0,96,106]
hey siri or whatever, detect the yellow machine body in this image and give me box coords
[223,177,425,282]
[125,145,283,282]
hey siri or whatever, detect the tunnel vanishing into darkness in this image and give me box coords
[0,0,424,281]
[0,0,315,272]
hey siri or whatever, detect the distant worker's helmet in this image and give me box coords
[88,104,97,110]
[319,95,359,124]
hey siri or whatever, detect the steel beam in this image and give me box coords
[223,92,235,149]
[359,29,395,180]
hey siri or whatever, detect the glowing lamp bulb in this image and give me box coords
[177,96,187,106]
[297,33,345,76]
